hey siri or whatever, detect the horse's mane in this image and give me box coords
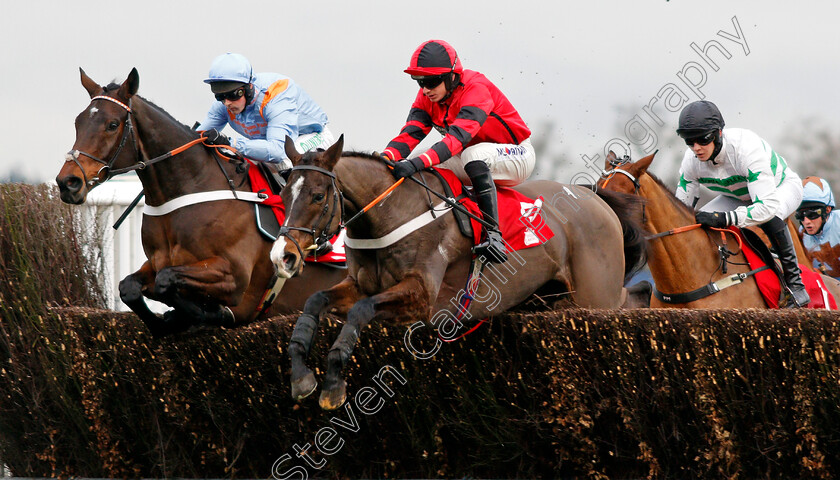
[342,151,386,161]
[643,169,696,218]
[103,83,195,135]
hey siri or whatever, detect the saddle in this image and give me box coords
[254,162,286,241]
[426,168,474,241]
[431,167,555,252]
[735,226,835,309]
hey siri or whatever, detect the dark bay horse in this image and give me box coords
[597,151,840,308]
[55,68,346,335]
[271,137,648,409]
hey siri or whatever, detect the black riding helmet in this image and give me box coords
[677,100,725,163]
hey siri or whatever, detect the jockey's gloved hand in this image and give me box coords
[391,158,425,179]
[695,210,734,228]
[201,128,231,146]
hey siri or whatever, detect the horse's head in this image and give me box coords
[271,134,345,278]
[597,150,656,195]
[56,68,140,204]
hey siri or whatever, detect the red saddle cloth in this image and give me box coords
[730,226,836,309]
[434,168,555,251]
[247,165,346,264]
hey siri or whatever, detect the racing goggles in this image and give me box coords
[412,75,446,89]
[215,87,246,102]
[683,131,716,146]
[795,208,824,221]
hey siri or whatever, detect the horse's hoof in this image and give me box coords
[291,373,317,401]
[319,380,347,410]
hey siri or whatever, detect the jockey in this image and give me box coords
[197,53,334,170]
[674,100,809,308]
[381,40,535,264]
[798,176,840,279]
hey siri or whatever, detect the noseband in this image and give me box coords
[277,164,344,261]
[598,154,641,194]
[66,95,139,188]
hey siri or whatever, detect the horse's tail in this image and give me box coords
[594,188,650,283]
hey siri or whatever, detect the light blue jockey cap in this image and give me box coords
[802,177,836,208]
[204,53,255,85]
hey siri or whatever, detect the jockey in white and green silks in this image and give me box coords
[674,100,809,308]
[675,128,802,228]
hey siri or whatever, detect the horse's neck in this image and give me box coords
[639,174,722,286]
[132,100,230,205]
[336,157,424,237]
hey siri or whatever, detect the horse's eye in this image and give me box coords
[312,193,325,203]
[107,120,120,131]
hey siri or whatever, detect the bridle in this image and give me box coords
[598,154,641,194]
[65,94,245,193]
[598,154,646,223]
[277,164,345,261]
[66,95,139,188]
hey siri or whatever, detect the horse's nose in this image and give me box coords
[56,175,85,204]
[282,252,302,276]
[270,238,302,278]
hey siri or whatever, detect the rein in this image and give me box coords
[277,158,497,261]
[378,159,495,231]
[647,222,768,303]
[67,94,248,188]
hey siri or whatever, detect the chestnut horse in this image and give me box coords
[597,151,840,308]
[271,136,648,409]
[55,68,346,336]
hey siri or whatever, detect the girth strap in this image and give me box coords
[653,265,770,304]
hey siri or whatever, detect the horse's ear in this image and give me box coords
[605,150,617,170]
[634,150,657,175]
[322,134,344,171]
[284,136,303,165]
[118,67,140,99]
[79,68,102,98]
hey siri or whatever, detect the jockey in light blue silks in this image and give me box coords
[674,100,809,308]
[197,53,334,170]
[798,177,840,280]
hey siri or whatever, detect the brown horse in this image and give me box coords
[597,151,840,308]
[271,136,648,409]
[55,68,346,336]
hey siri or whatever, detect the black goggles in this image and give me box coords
[413,75,445,89]
[215,87,245,102]
[795,208,824,221]
[683,131,716,146]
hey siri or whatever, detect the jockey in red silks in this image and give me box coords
[382,40,536,264]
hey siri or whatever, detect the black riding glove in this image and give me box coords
[391,157,425,179]
[695,210,734,228]
[201,128,231,146]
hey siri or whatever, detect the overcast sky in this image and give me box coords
[4,1,839,185]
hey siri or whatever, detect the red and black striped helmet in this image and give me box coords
[404,40,463,76]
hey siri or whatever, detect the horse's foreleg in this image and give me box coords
[290,277,362,401]
[320,276,428,410]
[155,256,239,302]
[119,261,175,337]
[154,257,240,327]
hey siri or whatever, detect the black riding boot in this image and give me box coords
[760,216,810,308]
[464,161,508,263]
